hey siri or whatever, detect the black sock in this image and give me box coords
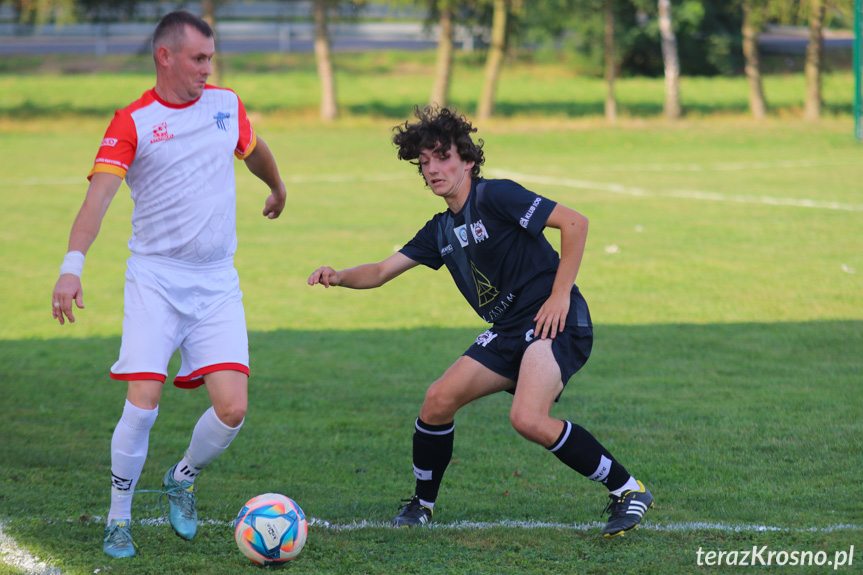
[548,420,630,492]
[412,418,454,503]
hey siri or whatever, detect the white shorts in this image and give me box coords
[110,255,249,389]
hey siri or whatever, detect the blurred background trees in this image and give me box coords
[3,0,855,120]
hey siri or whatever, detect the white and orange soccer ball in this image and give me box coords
[234,493,307,565]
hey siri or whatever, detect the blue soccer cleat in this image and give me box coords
[162,465,198,540]
[103,519,136,558]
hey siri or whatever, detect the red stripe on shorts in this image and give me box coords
[109,372,167,383]
[172,363,250,389]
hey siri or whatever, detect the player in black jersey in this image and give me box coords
[308,106,652,537]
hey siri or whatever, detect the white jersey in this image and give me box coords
[90,86,256,263]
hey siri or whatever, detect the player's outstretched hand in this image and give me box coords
[308,267,341,288]
[52,274,85,325]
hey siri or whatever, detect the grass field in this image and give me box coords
[0,53,861,574]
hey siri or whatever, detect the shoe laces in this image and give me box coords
[398,496,421,511]
[601,494,625,519]
[104,522,135,549]
[162,482,197,519]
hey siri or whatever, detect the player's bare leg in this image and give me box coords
[515,340,653,537]
[394,357,513,527]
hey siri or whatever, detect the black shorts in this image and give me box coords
[463,290,593,390]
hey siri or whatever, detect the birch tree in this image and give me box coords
[201,0,224,87]
[741,0,767,119]
[430,0,456,107]
[658,0,681,118]
[313,0,338,121]
[477,0,509,119]
[803,0,825,120]
[604,0,617,120]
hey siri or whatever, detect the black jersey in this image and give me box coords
[400,178,570,333]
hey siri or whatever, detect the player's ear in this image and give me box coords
[156,44,172,68]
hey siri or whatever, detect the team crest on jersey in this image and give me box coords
[475,330,498,347]
[150,122,174,143]
[214,111,231,131]
[454,224,470,247]
[470,220,489,243]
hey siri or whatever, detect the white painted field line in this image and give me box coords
[3,517,860,575]
[82,516,863,533]
[0,521,60,575]
[0,172,413,187]
[490,169,863,212]
[567,158,860,173]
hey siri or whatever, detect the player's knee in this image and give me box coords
[509,408,544,444]
[420,385,459,424]
[215,403,246,428]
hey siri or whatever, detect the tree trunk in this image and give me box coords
[314,0,338,121]
[804,0,825,120]
[742,0,766,119]
[201,0,222,86]
[430,4,454,108]
[477,0,507,120]
[603,0,616,121]
[658,0,681,119]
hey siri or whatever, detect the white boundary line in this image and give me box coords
[488,169,863,212]
[3,517,860,575]
[0,522,60,575]
[0,172,413,187]
[7,164,861,213]
[73,516,863,533]
[565,159,860,173]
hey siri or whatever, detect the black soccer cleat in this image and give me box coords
[392,495,433,527]
[601,480,654,538]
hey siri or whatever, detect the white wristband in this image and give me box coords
[59,251,85,277]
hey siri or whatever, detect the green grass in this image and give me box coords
[0,50,857,120]
[0,58,862,574]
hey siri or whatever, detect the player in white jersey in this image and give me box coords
[50,10,288,559]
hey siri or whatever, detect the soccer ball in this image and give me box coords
[234,493,307,565]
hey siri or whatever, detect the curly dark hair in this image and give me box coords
[392,106,484,180]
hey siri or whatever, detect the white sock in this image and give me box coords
[108,400,158,523]
[419,498,435,510]
[173,406,243,484]
[609,476,641,498]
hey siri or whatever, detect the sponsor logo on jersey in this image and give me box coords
[214,111,231,131]
[150,122,174,143]
[454,224,469,247]
[475,330,498,347]
[440,244,454,257]
[519,197,543,228]
[101,137,118,147]
[470,220,489,243]
[481,292,517,323]
[471,261,500,308]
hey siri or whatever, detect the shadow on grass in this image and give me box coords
[3,99,853,121]
[0,320,860,573]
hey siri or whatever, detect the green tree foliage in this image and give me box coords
[522,1,745,76]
